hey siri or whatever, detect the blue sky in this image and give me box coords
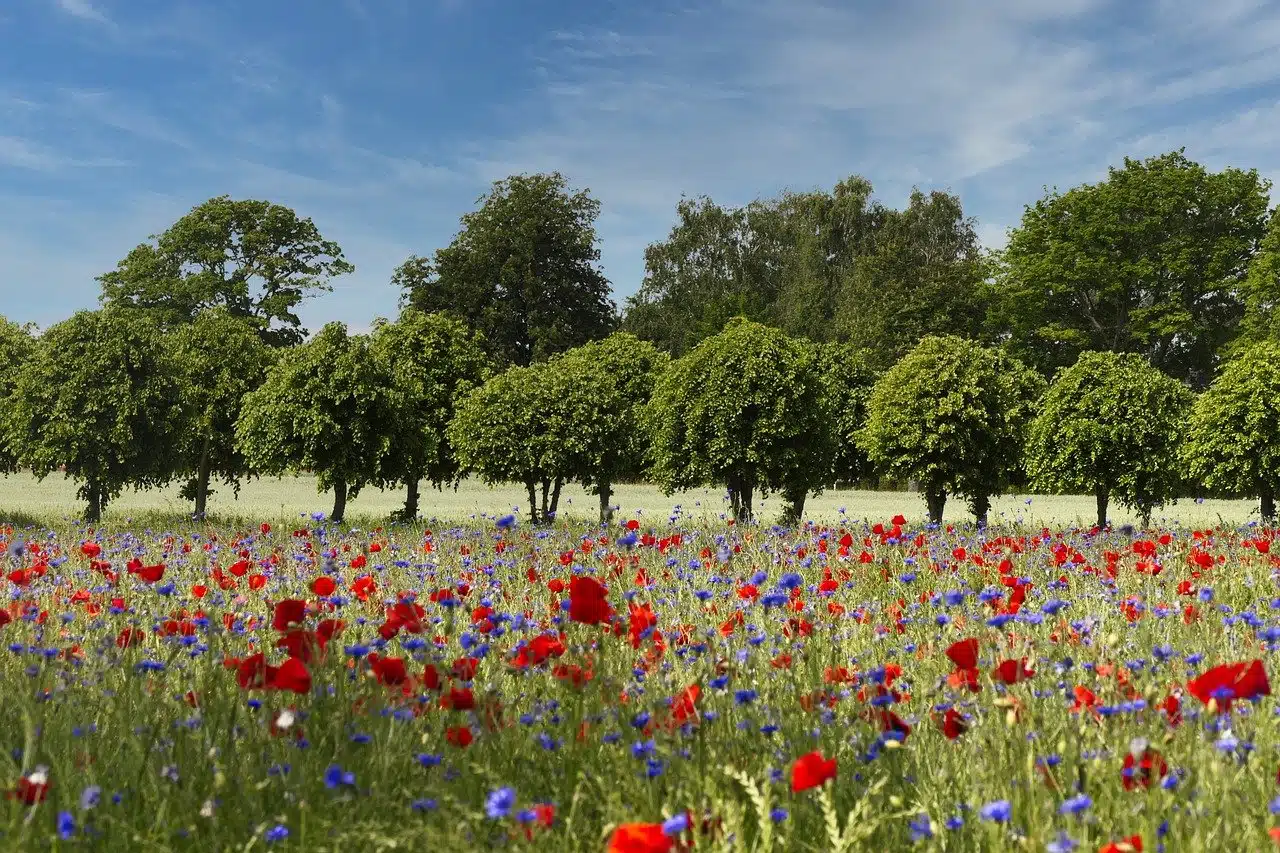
[4,0,1280,334]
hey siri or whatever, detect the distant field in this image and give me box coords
[0,471,1262,528]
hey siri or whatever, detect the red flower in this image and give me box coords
[9,771,50,805]
[937,707,966,740]
[270,657,312,694]
[1187,659,1270,712]
[272,599,307,632]
[311,576,336,597]
[132,563,165,583]
[371,655,408,686]
[791,750,837,792]
[441,687,475,711]
[1121,745,1167,791]
[568,576,613,625]
[993,658,1035,685]
[607,823,672,853]
[945,638,978,670]
[236,653,272,690]
[115,627,144,648]
[1098,835,1142,853]
[276,630,321,664]
[445,725,473,748]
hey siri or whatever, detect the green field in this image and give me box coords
[0,471,1261,528]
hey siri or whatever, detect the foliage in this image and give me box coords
[3,309,184,521]
[814,342,878,487]
[235,323,403,521]
[644,318,829,522]
[98,195,354,348]
[369,309,491,518]
[1025,351,1194,527]
[857,335,1044,524]
[0,317,36,472]
[166,308,276,516]
[395,172,617,368]
[989,150,1270,387]
[539,333,669,521]
[447,363,566,522]
[1235,208,1280,351]
[1182,342,1280,522]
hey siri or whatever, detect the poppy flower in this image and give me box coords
[568,576,613,625]
[370,655,408,686]
[311,576,336,597]
[132,563,165,584]
[1187,660,1270,712]
[9,768,50,805]
[937,707,966,740]
[791,750,837,792]
[272,599,307,632]
[1121,742,1167,791]
[1098,835,1142,853]
[993,658,1035,685]
[445,726,473,748]
[607,822,672,853]
[270,657,312,694]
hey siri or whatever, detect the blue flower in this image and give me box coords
[1059,794,1091,816]
[265,824,289,843]
[979,800,1011,822]
[734,689,758,706]
[1047,832,1078,853]
[662,813,690,836]
[770,807,788,823]
[496,514,516,529]
[323,764,355,789]
[79,785,101,811]
[908,813,933,841]
[485,786,516,819]
[57,811,75,840]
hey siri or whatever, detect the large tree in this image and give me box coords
[857,335,1044,526]
[1234,207,1280,352]
[540,333,669,523]
[166,309,275,518]
[644,318,829,524]
[235,323,403,523]
[4,309,184,522]
[1182,342,1280,523]
[1025,351,1194,529]
[814,341,878,489]
[395,172,617,368]
[369,308,491,520]
[99,195,354,347]
[989,150,1270,387]
[0,318,36,473]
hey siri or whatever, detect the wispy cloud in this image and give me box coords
[54,0,110,25]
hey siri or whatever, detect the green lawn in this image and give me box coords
[0,471,1261,529]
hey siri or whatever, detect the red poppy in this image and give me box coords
[311,576,336,596]
[568,576,613,625]
[937,707,966,740]
[1098,835,1142,853]
[441,687,475,711]
[1186,660,1270,712]
[270,657,312,694]
[9,773,49,805]
[445,725,473,748]
[115,627,144,648]
[945,638,979,670]
[271,599,307,632]
[236,653,272,690]
[275,630,320,664]
[132,563,165,583]
[993,658,1035,685]
[1121,746,1167,791]
[370,655,408,686]
[791,750,837,792]
[607,823,672,853]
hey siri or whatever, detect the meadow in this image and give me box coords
[0,476,1275,851]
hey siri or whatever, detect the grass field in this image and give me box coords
[0,472,1263,529]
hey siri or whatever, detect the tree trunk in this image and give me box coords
[524,479,540,524]
[402,476,421,521]
[539,479,550,523]
[548,478,562,520]
[728,472,755,524]
[194,437,212,519]
[85,483,103,524]
[598,482,613,525]
[1095,486,1109,529]
[781,482,807,527]
[971,493,990,529]
[331,478,348,524]
[925,490,946,526]
[1261,482,1276,525]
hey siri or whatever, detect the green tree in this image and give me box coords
[989,150,1270,387]
[814,341,878,488]
[166,309,275,518]
[395,172,616,368]
[1182,342,1280,523]
[541,333,669,523]
[857,335,1044,526]
[1235,208,1280,352]
[1025,351,1194,529]
[235,323,402,523]
[448,363,568,523]
[369,308,491,520]
[4,309,184,522]
[0,318,36,473]
[99,195,355,347]
[644,318,828,524]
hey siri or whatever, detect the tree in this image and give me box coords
[166,309,275,518]
[1025,351,1194,529]
[99,195,354,347]
[1235,208,1280,352]
[541,334,669,523]
[448,363,568,524]
[814,342,878,488]
[369,308,491,520]
[0,318,36,473]
[989,150,1270,387]
[834,189,988,370]
[1182,342,1280,523]
[857,335,1044,526]
[645,318,828,524]
[235,323,402,523]
[4,309,184,521]
[395,172,617,368]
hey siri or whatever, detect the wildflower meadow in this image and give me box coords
[2,504,1279,852]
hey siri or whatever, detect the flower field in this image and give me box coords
[2,511,1279,852]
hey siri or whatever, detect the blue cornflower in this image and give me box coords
[411,798,437,812]
[265,824,289,843]
[1059,794,1091,816]
[770,807,788,823]
[1047,832,1079,853]
[79,785,101,810]
[908,813,933,841]
[979,800,1011,822]
[323,764,355,789]
[416,753,442,768]
[57,811,75,840]
[778,572,803,590]
[485,787,516,819]
[734,689,758,706]
[662,813,690,836]
[496,515,516,530]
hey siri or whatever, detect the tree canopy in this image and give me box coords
[1025,351,1194,528]
[166,308,276,517]
[989,150,1270,387]
[644,318,829,523]
[4,309,184,521]
[99,195,354,347]
[0,318,35,473]
[395,172,617,368]
[1182,342,1280,523]
[235,323,402,522]
[1235,207,1280,352]
[857,335,1044,526]
[369,308,491,520]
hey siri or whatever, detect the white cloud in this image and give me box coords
[54,0,109,24]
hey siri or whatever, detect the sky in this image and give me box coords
[4,0,1280,334]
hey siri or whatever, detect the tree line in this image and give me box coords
[0,149,1278,525]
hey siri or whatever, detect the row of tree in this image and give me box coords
[1,305,1277,527]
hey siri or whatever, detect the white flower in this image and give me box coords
[275,709,296,730]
